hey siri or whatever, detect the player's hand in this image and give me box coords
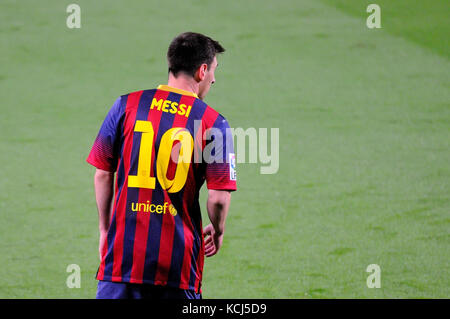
[99,230,108,261]
[203,224,224,257]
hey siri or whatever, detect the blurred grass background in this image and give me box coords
[0,0,448,298]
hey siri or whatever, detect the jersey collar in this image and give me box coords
[157,85,199,98]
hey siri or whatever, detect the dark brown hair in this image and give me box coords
[167,32,225,77]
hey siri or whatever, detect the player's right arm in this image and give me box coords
[86,97,123,260]
[94,168,114,260]
[204,190,231,257]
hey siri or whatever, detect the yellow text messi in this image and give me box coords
[151,98,192,118]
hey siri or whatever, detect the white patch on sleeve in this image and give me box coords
[229,153,236,181]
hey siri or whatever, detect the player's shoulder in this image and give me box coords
[197,100,231,128]
[119,88,157,99]
[113,88,158,110]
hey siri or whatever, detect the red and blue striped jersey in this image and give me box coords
[87,85,237,293]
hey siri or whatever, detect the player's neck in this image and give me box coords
[167,73,199,97]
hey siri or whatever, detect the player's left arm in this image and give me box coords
[203,115,237,257]
[204,189,231,257]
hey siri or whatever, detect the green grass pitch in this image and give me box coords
[0,0,448,298]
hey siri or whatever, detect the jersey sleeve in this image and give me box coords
[86,97,123,172]
[205,115,237,191]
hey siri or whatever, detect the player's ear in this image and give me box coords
[196,63,208,81]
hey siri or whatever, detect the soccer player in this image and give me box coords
[86,32,236,299]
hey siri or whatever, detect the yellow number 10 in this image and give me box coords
[128,120,194,193]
